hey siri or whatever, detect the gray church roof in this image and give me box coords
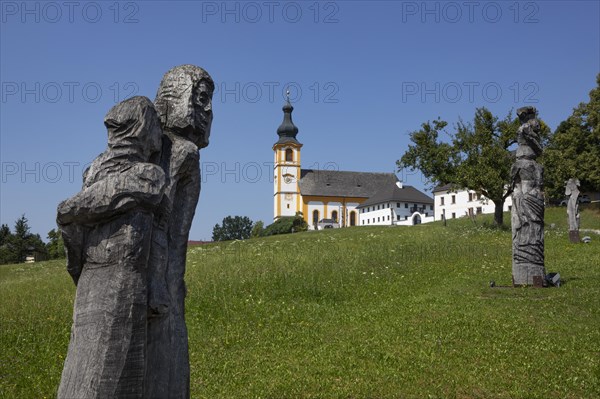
[298,170,395,198]
[432,183,454,193]
[357,183,434,208]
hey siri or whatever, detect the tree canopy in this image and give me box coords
[544,74,600,199]
[46,229,65,259]
[212,216,254,241]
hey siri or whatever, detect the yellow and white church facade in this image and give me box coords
[273,99,435,229]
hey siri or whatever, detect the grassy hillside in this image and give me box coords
[1,206,599,398]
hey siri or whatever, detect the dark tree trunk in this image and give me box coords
[493,198,505,226]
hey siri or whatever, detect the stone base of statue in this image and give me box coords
[569,230,581,243]
[512,268,546,287]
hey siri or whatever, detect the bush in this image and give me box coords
[263,215,307,236]
[251,221,264,238]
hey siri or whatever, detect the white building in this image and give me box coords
[357,181,434,226]
[432,184,513,221]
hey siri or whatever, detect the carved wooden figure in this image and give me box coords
[510,106,546,287]
[57,65,214,399]
[57,96,165,398]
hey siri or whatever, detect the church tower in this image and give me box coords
[273,94,303,220]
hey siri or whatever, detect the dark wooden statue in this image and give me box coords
[57,65,214,398]
[510,106,546,287]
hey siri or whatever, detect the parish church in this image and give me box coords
[272,98,434,229]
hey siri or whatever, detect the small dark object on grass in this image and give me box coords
[545,272,561,287]
[582,236,591,243]
[489,280,496,288]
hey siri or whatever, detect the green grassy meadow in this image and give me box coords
[1,206,599,398]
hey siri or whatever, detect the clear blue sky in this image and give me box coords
[1,0,599,241]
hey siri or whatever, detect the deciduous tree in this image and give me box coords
[47,228,65,259]
[544,74,600,199]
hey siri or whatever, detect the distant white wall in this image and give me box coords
[359,201,434,226]
[396,213,435,226]
[433,189,513,220]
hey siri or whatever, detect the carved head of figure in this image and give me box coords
[517,106,541,134]
[83,96,162,186]
[104,96,163,161]
[154,64,214,148]
[517,106,537,125]
[516,106,542,158]
[565,178,581,196]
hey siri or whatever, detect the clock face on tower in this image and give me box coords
[284,175,294,184]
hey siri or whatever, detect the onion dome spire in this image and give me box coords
[275,90,300,145]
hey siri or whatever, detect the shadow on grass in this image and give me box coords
[558,276,580,285]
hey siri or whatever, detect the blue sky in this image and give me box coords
[1,0,599,241]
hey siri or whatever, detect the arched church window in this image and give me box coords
[331,210,338,222]
[312,210,319,226]
[285,148,293,162]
